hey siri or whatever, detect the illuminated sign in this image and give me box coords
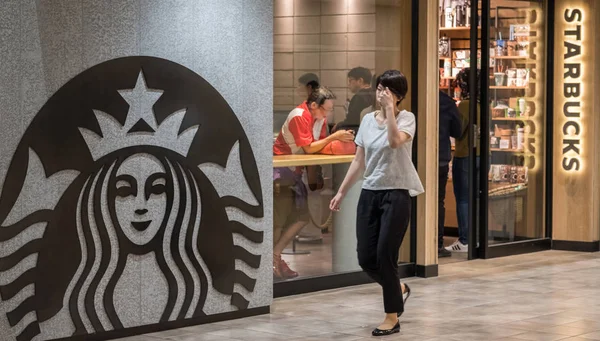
[561,8,583,171]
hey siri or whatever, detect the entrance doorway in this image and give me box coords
[437,0,552,263]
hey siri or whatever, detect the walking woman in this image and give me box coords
[330,70,424,336]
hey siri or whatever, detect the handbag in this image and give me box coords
[318,140,356,155]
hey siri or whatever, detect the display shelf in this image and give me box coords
[490,86,528,90]
[491,117,530,121]
[491,56,529,60]
[440,26,481,32]
[490,148,530,155]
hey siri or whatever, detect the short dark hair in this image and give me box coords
[298,73,320,89]
[455,68,481,100]
[376,70,408,104]
[347,67,372,84]
[307,86,336,106]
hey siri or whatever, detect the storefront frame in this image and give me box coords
[471,0,554,260]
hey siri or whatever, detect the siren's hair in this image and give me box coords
[0,150,263,341]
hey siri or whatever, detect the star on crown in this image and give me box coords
[79,71,198,160]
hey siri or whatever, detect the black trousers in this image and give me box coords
[438,164,449,249]
[356,189,411,314]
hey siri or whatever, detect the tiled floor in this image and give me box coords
[117,250,600,341]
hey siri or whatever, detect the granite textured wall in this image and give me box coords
[0,1,273,340]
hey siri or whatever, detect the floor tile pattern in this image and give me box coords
[116,250,600,341]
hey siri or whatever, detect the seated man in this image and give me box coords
[273,87,354,279]
[333,67,375,133]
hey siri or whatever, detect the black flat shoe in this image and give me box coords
[403,283,411,304]
[372,321,400,337]
[398,283,411,317]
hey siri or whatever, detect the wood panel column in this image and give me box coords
[415,0,440,275]
[552,0,600,251]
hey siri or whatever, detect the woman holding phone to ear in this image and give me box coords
[330,70,423,337]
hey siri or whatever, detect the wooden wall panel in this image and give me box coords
[375,0,412,113]
[595,1,600,242]
[552,0,600,243]
[416,0,440,266]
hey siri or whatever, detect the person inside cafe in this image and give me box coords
[445,68,481,254]
[438,90,463,258]
[272,87,355,279]
[296,73,320,100]
[333,67,375,133]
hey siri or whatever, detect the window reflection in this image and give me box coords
[273,0,413,282]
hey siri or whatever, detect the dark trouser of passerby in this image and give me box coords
[438,164,449,250]
[452,156,481,245]
[356,189,411,315]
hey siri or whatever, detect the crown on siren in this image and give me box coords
[79,70,198,160]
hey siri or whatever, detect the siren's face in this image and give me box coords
[114,154,167,245]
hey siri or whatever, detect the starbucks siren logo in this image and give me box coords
[0,57,264,341]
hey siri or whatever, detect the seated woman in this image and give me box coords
[272,87,354,279]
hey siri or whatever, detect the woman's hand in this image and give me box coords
[329,192,345,211]
[332,129,355,142]
[379,87,396,115]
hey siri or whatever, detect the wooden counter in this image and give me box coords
[273,154,355,168]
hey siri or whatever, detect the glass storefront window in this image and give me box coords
[486,0,546,245]
[272,0,414,282]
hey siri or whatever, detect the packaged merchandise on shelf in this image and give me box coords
[499,138,511,149]
[506,68,517,87]
[516,68,530,87]
[490,164,498,181]
[492,103,509,118]
[517,166,528,183]
[445,6,453,27]
[511,24,531,57]
[500,165,511,182]
[517,127,525,150]
[453,49,469,59]
[494,123,514,149]
[492,107,506,118]
[444,60,452,78]
[490,132,500,148]
[507,97,529,117]
[439,0,469,28]
[494,123,513,137]
[439,35,451,57]
[519,98,530,117]
[510,166,518,184]
[510,135,518,150]
[507,40,517,56]
[490,164,528,184]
